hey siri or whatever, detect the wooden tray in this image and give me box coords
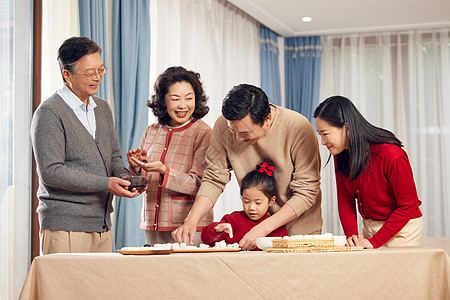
[267,246,364,253]
[118,249,174,255]
[272,238,335,248]
[173,248,241,253]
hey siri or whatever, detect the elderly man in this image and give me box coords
[31,36,143,255]
[172,84,322,250]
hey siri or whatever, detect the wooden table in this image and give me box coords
[19,247,450,300]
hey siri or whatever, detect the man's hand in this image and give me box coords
[172,195,215,245]
[238,203,296,250]
[172,219,198,245]
[108,177,146,198]
[239,225,268,250]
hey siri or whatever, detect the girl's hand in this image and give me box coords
[215,223,233,238]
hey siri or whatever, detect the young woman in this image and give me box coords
[127,66,212,245]
[200,161,289,250]
[314,96,423,249]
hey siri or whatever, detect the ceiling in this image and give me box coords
[228,0,450,37]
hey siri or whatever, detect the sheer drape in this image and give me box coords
[151,0,260,220]
[260,25,281,105]
[112,0,150,249]
[319,29,450,237]
[285,36,322,122]
[1,0,33,298]
[0,1,14,212]
[41,0,80,101]
[79,0,108,99]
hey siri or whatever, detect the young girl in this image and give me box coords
[314,96,423,249]
[127,66,213,245]
[201,161,289,250]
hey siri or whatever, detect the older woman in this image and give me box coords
[127,66,212,245]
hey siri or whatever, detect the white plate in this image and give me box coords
[255,237,282,251]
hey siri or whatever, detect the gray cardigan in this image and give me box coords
[31,93,128,232]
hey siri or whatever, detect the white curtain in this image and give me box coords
[0,0,33,298]
[319,28,450,237]
[41,0,80,101]
[150,0,261,219]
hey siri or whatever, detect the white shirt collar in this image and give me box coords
[57,84,97,111]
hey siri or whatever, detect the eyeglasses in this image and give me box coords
[75,67,108,79]
[227,127,255,138]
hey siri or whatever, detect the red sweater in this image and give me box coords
[335,143,422,248]
[201,211,289,250]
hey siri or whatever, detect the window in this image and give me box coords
[0,0,14,208]
[0,0,33,298]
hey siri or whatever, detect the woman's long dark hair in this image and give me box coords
[313,96,402,181]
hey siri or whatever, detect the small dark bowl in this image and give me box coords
[121,173,149,191]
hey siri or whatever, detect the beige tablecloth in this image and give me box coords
[19,247,450,300]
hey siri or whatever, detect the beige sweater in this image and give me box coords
[198,105,322,235]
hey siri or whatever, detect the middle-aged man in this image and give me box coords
[31,36,143,255]
[173,84,322,250]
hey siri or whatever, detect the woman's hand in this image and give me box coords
[346,234,363,247]
[130,158,166,175]
[357,237,374,249]
[126,148,148,173]
[346,234,373,249]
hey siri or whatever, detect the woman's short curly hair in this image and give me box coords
[147,66,209,125]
